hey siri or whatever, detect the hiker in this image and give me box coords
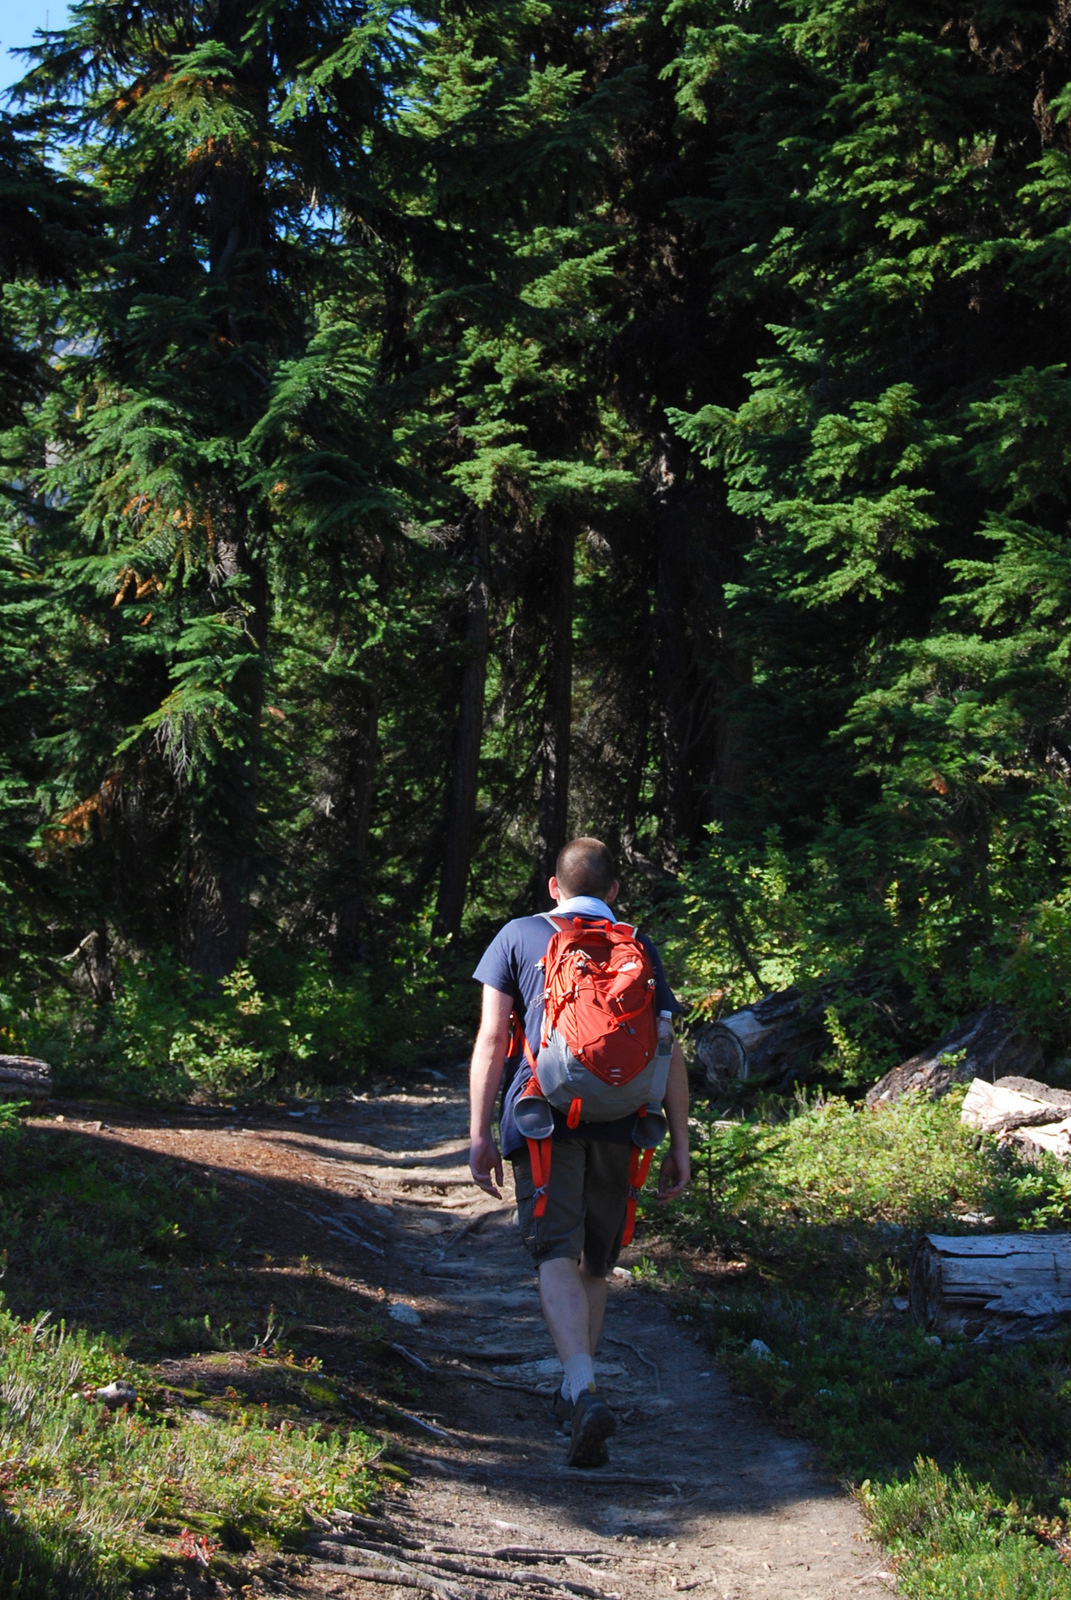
[468,836,690,1468]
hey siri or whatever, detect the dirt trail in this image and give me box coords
[69,1059,893,1600]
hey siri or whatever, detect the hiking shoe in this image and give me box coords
[549,1387,572,1431]
[566,1385,615,1469]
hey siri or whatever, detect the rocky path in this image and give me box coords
[69,1059,892,1600]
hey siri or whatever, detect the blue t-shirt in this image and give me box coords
[473,908,681,1158]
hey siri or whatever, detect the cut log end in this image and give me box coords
[694,988,828,1092]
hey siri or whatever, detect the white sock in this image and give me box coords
[562,1354,595,1404]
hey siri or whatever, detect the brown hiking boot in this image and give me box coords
[566,1385,615,1469]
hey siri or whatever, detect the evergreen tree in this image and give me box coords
[669,0,1071,1032]
[8,0,414,977]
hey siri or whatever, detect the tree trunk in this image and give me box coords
[179,61,272,982]
[651,434,695,860]
[910,1233,1071,1342]
[865,1006,1043,1108]
[327,692,379,966]
[709,643,751,825]
[434,508,490,939]
[183,520,268,981]
[529,511,574,908]
[77,927,115,1006]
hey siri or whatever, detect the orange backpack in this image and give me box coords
[513,915,671,1247]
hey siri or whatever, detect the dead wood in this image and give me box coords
[390,1341,433,1373]
[312,1557,474,1598]
[396,1551,611,1596]
[439,1207,508,1257]
[313,1539,615,1598]
[965,1076,1071,1164]
[1003,1120,1071,1163]
[421,1342,545,1364]
[994,1076,1071,1112]
[910,1232,1071,1341]
[960,1078,1066,1136]
[440,1362,549,1398]
[490,1548,611,1562]
[309,1209,387,1254]
[866,1007,1042,1107]
[333,1514,424,1548]
[0,1056,51,1111]
[693,990,828,1092]
[393,1408,457,1440]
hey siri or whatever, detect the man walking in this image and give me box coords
[468,837,690,1468]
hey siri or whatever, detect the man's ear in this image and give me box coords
[548,875,562,902]
[606,878,620,903]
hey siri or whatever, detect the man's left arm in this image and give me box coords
[657,1040,690,1203]
[468,984,513,1198]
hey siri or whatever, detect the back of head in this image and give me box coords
[555,837,616,900]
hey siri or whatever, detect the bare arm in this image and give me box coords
[468,985,513,1197]
[657,1040,691,1202]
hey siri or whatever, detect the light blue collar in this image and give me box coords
[550,895,619,921]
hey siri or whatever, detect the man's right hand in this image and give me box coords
[469,1134,504,1198]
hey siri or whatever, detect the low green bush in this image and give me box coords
[650,826,1071,1089]
[4,925,464,1102]
[651,1089,1071,1597]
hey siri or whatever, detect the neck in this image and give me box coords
[552,893,617,919]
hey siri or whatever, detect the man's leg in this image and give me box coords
[582,1263,609,1352]
[513,1141,618,1466]
[538,1256,591,1363]
[538,1256,601,1402]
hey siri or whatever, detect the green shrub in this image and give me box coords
[5,914,467,1104]
[652,823,1071,1089]
[862,1461,1071,1600]
[650,1089,1071,1597]
[5,950,379,1103]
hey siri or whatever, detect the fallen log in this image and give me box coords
[910,1232,1071,1341]
[960,1077,1071,1136]
[693,989,828,1092]
[1003,1119,1071,1164]
[993,1076,1071,1113]
[866,1007,1041,1108]
[0,1056,51,1112]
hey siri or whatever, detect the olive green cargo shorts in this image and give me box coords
[511,1137,632,1277]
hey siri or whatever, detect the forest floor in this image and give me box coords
[38,1058,894,1600]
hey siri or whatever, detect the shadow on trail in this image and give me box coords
[2,1098,888,1596]
[1,1117,390,1364]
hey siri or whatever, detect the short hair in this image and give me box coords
[555,837,616,899]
